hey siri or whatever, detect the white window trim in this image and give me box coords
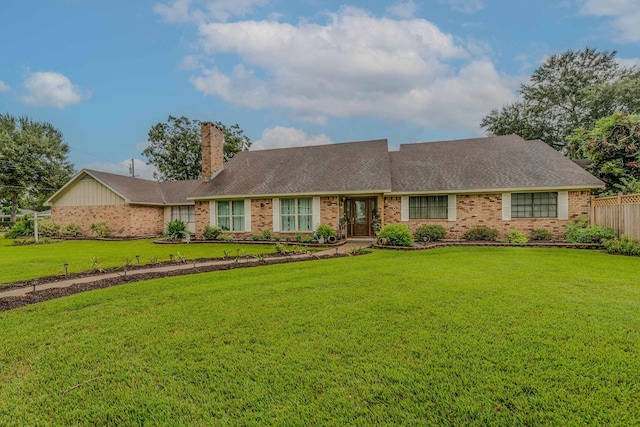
[558,191,569,220]
[272,198,280,232]
[401,196,409,221]
[447,195,456,222]
[502,193,511,221]
[279,197,314,232]
[214,199,248,232]
[244,199,252,232]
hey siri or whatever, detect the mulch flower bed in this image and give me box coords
[0,252,357,312]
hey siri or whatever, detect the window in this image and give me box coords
[217,200,245,231]
[409,196,448,219]
[171,206,194,223]
[511,192,557,218]
[281,198,312,231]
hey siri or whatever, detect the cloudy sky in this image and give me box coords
[1,0,638,178]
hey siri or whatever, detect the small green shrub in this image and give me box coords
[166,219,187,239]
[377,224,413,247]
[295,232,303,242]
[262,229,272,240]
[463,226,499,241]
[203,225,222,240]
[316,224,338,240]
[6,216,34,238]
[60,222,83,237]
[503,229,529,244]
[529,228,552,241]
[565,217,615,243]
[415,224,447,242]
[219,233,235,242]
[603,235,640,256]
[90,221,111,238]
[37,218,60,237]
[251,234,261,241]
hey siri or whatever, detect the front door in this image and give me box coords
[349,198,371,237]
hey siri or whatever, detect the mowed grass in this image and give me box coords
[1,247,639,426]
[0,236,276,284]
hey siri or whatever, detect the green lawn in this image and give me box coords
[1,247,639,425]
[0,236,276,284]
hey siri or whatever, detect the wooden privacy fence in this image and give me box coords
[591,193,640,239]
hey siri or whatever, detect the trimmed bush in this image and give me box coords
[377,224,413,247]
[529,228,552,241]
[262,229,272,240]
[166,220,187,239]
[503,229,529,244]
[5,216,34,238]
[90,221,111,238]
[603,235,640,256]
[316,224,338,241]
[415,224,447,242]
[37,218,60,237]
[203,225,222,240]
[60,222,83,237]
[565,217,615,243]
[463,226,499,241]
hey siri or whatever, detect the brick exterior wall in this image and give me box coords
[194,201,210,238]
[251,199,273,233]
[384,191,591,239]
[192,191,591,239]
[320,196,340,229]
[52,205,164,237]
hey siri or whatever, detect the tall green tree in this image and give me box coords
[481,48,639,149]
[569,112,640,195]
[142,116,252,181]
[0,114,74,221]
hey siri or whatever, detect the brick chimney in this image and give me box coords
[201,121,224,180]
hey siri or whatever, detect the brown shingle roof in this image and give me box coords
[49,170,201,205]
[190,140,392,198]
[389,134,603,193]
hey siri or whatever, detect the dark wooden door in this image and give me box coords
[351,198,370,236]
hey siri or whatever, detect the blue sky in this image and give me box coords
[1,0,638,179]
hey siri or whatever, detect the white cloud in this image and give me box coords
[617,57,640,68]
[439,0,484,14]
[252,126,335,150]
[21,71,89,108]
[81,158,157,180]
[579,0,640,42]
[154,0,268,23]
[386,0,420,19]
[186,6,515,130]
[0,80,9,92]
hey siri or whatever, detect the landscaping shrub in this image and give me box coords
[603,235,640,256]
[414,224,447,241]
[565,217,615,243]
[262,229,272,240]
[503,229,529,244]
[90,221,111,238]
[37,218,60,237]
[251,234,261,241]
[463,226,499,241]
[377,224,413,247]
[203,225,222,240]
[315,224,337,241]
[60,222,83,237]
[166,220,187,239]
[5,216,34,238]
[529,228,552,241]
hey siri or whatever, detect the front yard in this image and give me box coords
[0,237,276,285]
[0,247,639,425]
